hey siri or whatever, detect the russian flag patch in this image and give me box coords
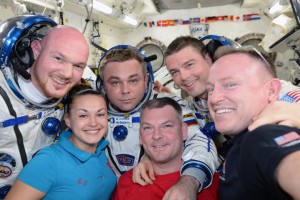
[183,113,199,126]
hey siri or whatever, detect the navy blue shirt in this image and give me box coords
[219,125,300,200]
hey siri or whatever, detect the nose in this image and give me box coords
[62,63,73,78]
[152,128,162,140]
[208,86,225,105]
[121,82,130,94]
[180,68,191,80]
[89,116,98,126]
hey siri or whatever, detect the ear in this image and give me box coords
[204,53,213,66]
[30,40,42,59]
[144,75,149,88]
[139,129,143,145]
[267,79,282,102]
[64,114,71,128]
[181,122,188,141]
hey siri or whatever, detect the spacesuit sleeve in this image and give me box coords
[161,93,219,190]
[279,80,300,103]
[17,147,57,193]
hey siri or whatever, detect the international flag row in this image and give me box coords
[144,13,261,27]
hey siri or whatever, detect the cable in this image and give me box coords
[82,0,93,34]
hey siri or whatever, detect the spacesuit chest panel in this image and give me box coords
[106,113,142,176]
[0,82,64,190]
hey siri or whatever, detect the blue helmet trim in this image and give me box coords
[199,34,241,47]
[0,15,57,68]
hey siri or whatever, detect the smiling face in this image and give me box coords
[207,53,277,137]
[140,105,187,173]
[30,26,89,99]
[64,94,107,153]
[103,59,148,112]
[166,46,211,99]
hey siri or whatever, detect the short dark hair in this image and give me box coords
[165,36,207,59]
[99,47,147,80]
[140,97,183,122]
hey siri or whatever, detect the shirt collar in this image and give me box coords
[58,130,108,162]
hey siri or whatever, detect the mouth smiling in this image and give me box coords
[84,129,100,134]
[152,144,167,149]
[215,108,234,114]
[51,75,69,86]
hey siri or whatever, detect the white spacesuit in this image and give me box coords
[0,15,62,197]
[279,80,300,103]
[98,45,219,190]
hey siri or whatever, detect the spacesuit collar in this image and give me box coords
[18,74,50,104]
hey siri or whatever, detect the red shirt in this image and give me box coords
[112,169,219,200]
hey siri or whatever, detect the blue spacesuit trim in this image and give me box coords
[181,160,213,188]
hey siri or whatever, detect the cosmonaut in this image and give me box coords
[96,45,219,190]
[0,15,89,198]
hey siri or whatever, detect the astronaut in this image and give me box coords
[165,35,300,143]
[96,45,219,198]
[0,15,89,198]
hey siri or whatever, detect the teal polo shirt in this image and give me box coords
[18,130,117,200]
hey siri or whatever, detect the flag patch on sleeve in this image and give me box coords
[183,113,199,126]
[280,91,300,103]
[274,131,300,146]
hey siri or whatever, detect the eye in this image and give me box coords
[110,81,120,85]
[170,70,179,77]
[54,56,63,62]
[226,83,237,89]
[186,62,194,68]
[163,123,173,128]
[142,125,152,132]
[129,79,138,84]
[74,65,85,71]
[97,113,106,117]
[79,114,87,118]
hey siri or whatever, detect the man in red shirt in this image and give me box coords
[112,97,218,200]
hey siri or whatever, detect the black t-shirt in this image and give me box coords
[219,124,300,200]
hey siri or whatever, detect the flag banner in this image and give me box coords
[143,13,261,28]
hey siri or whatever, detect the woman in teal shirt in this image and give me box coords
[5,85,117,200]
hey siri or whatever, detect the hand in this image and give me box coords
[132,155,155,186]
[154,80,171,93]
[249,101,300,131]
[162,175,199,200]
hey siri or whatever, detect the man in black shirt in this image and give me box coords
[206,46,300,199]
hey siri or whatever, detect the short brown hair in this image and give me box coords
[99,47,147,80]
[165,36,207,59]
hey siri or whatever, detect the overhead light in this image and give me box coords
[122,15,138,26]
[23,0,56,11]
[93,0,112,15]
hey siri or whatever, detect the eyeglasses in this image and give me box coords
[214,45,276,77]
